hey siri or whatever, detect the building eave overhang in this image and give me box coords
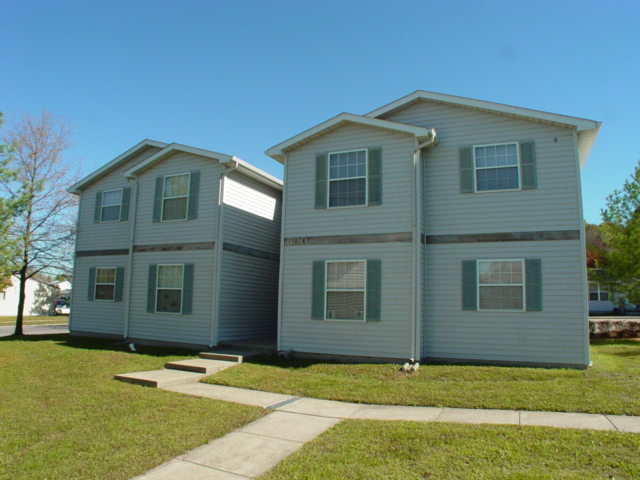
[265,113,435,163]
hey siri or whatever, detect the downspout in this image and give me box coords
[210,159,240,347]
[276,153,288,352]
[412,130,437,361]
[123,176,139,339]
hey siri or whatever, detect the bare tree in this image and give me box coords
[1,111,77,336]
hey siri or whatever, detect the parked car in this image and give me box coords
[53,297,71,316]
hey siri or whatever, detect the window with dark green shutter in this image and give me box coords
[120,187,131,221]
[519,141,537,190]
[155,264,184,313]
[311,261,325,319]
[464,259,542,312]
[94,267,117,301]
[365,259,381,322]
[327,150,367,208]
[325,260,366,320]
[315,154,328,209]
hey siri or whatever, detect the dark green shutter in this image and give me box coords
[147,264,157,312]
[525,259,542,311]
[120,187,131,221]
[94,192,102,223]
[462,260,477,310]
[315,154,328,209]
[311,261,325,319]
[187,171,200,220]
[114,267,125,302]
[182,264,194,314]
[368,148,382,205]
[366,259,381,322]
[152,177,163,222]
[520,141,537,190]
[88,267,96,301]
[459,147,474,193]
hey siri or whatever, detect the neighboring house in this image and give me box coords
[68,141,282,348]
[266,90,600,368]
[0,276,66,316]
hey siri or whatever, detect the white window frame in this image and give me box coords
[324,259,367,322]
[160,173,191,222]
[94,266,117,302]
[589,282,609,302]
[327,149,368,209]
[473,142,521,193]
[477,259,526,312]
[100,188,123,223]
[155,264,184,314]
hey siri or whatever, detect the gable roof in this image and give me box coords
[69,140,282,195]
[124,143,282,190]
[265,113,436,162]
[68,139,167,194]
[366,90,601,167]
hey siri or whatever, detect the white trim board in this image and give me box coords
[365,90,600,168]
[265,113,435,162]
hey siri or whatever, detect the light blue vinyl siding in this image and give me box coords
[70,255,129,335]
[128,250,214,346]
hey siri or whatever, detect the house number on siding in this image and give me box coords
[284,237,308,246]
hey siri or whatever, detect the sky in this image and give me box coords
[2,0,639,223]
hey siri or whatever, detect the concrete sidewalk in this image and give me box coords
[164,382,640,433]
[131,380,640,479]
[119,363,640,479]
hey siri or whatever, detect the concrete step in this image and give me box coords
[165,358,236,375]
[114,369,204,388]
[198,351,258,363]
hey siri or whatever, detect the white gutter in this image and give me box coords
[210,159,240,347]
[411,129,437,361]
[123,177,139,338]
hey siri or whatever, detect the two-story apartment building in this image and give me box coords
[266,91,600,368]
[69,140,282,348]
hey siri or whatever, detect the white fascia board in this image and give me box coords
[366,90,601,132]
[232,157,283,191]
[122,143,234,177]
[68,139,167,194]
[265,112,434,163]
[123,143,282,191]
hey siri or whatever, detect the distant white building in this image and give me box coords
[0,277,70,317]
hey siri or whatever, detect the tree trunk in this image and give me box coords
[14,268,27,336]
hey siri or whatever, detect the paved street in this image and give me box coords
[0,323,69,337]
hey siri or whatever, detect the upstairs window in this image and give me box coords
[328,150,367,207]
[162,173,190,221]
[325,260,366,320]
[100,189,123,222]
[95,267,116,301]
[474,143,520,191]
[477,260,524,311]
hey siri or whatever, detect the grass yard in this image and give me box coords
[0,334,263,480]
[0,315,67,326]
[261,420,640,480]
[205,339,640,415]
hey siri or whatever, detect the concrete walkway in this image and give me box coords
[119,362,640,479]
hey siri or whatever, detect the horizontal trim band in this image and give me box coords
[423,230,580,244]
[223,242,280,262]
[284,232,412,246]
[76,248,129,257]
[133,241,215,253]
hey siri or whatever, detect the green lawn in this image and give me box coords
[0,315,66,326]
[0,334,263,480]
[261,420,640,480]
[204,340,640,415]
